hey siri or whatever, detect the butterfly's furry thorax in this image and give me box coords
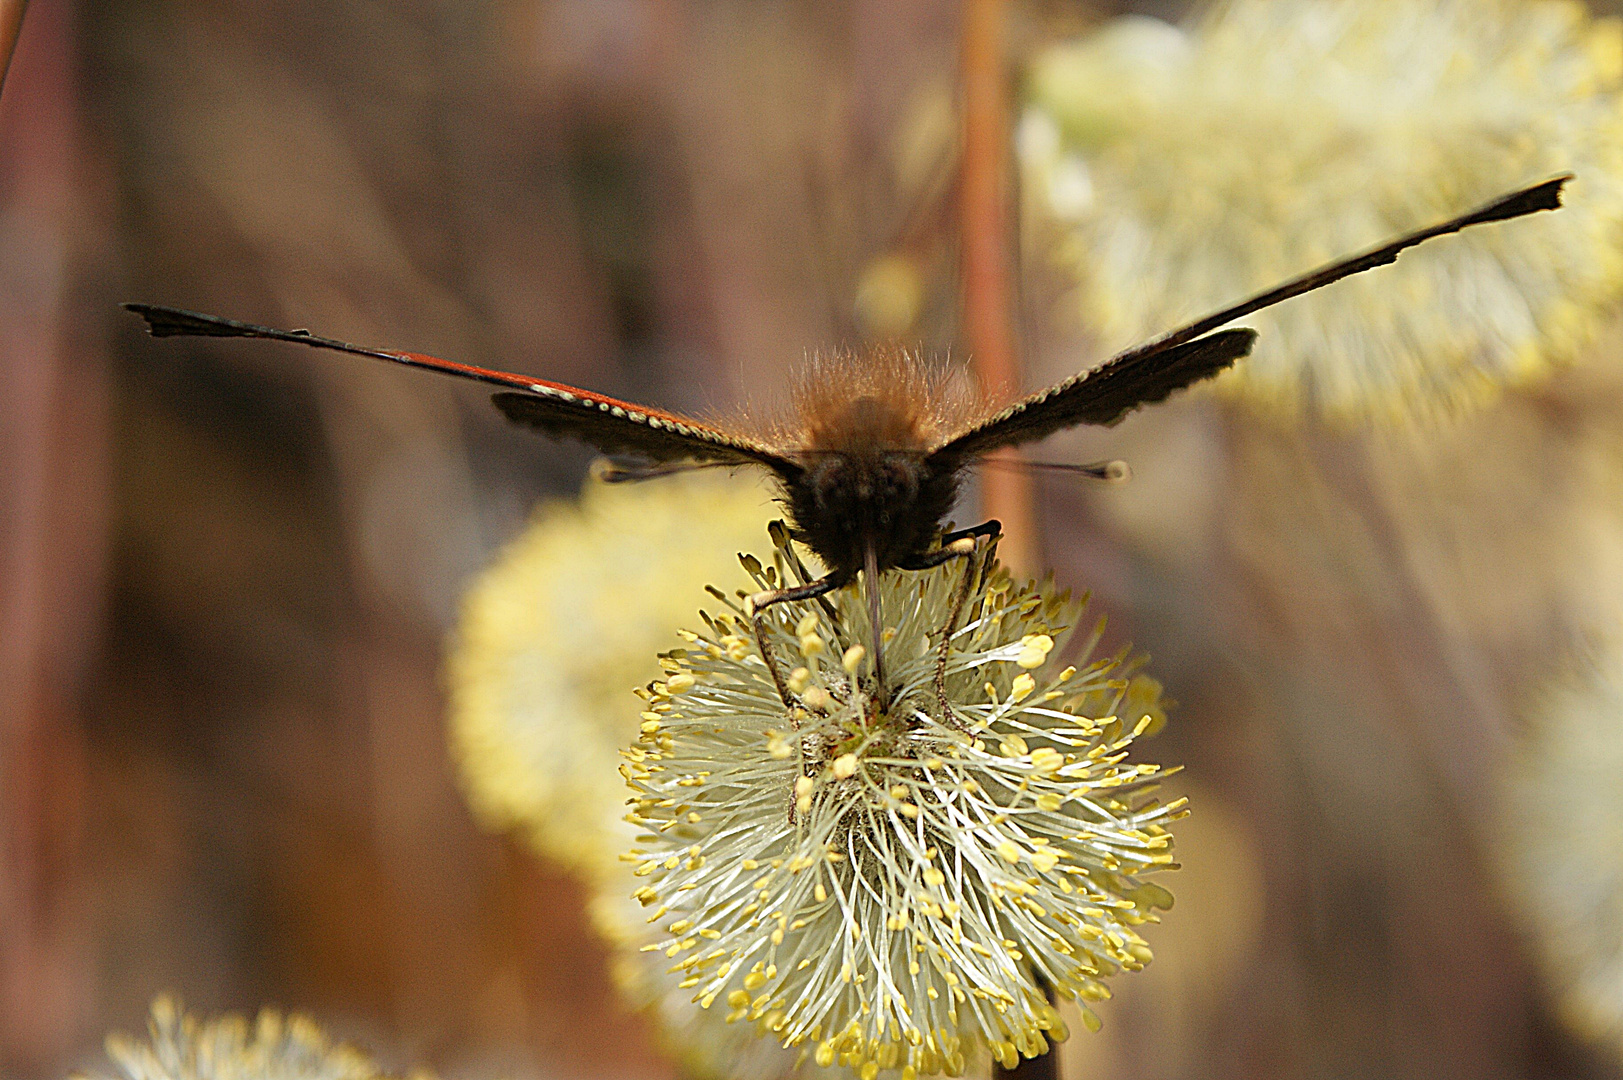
[733,349,993,581]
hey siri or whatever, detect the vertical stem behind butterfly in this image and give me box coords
[964,4,1055,1073]
[960,0,1039,575]
[0,0,28,98]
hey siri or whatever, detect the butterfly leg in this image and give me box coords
[933,519,1004,549]
[899,520,1002,726]
[745,572,850,829]
[745,573,849,710]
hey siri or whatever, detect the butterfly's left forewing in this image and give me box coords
[489,390,783,466]
[124,304,794,471]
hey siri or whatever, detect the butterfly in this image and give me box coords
[126,176,1567,701]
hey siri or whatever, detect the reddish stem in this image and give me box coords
[0,1,28,99]
[960,0,1037,574]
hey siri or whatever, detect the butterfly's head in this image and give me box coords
[783,395,962,580]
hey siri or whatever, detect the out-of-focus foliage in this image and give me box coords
[449,473,778,894]
[1499,640,1623,1053]
[1022,0,1623,422]
[88,997,422,1080]
[450,477,832,1079]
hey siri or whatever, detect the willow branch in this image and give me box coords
[960,0,1038,574]
[0,0,28,100]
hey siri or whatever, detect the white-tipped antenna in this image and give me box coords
[1085,459,1131,483]
[976,457,1132,481]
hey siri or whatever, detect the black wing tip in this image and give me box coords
[1185,326,1257,369]
[1473,175,1572,225]
[1227,326,1260,354]
[121,302,253,339]
[1109,326,1256,420]
[1147,325,1255,385]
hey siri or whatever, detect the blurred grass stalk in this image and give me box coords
[0,0,100,1071]
[963,12,1060,1078]
[0,0,26,99]
[960,0,1038,577]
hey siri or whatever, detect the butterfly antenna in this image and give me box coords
[1072,459,1130,482]
[592,459,735,483]
[977,458,1131,481]
[1118,175,1571,362]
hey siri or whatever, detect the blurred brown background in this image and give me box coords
[5,0,1623,1078]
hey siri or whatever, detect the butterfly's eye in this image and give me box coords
[804,456,848,506]
[875,454,922,503]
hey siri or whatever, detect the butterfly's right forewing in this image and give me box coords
[928,176,1570,466]
[930,328,1256,462]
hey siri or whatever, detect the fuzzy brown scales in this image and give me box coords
[750,349,991,583]
[771,346,989,454]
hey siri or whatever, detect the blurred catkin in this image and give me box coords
[88,996,424,1080]
[448,473,778,898]
[1021,0,1623,422]
[1499,637,1623,1056]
